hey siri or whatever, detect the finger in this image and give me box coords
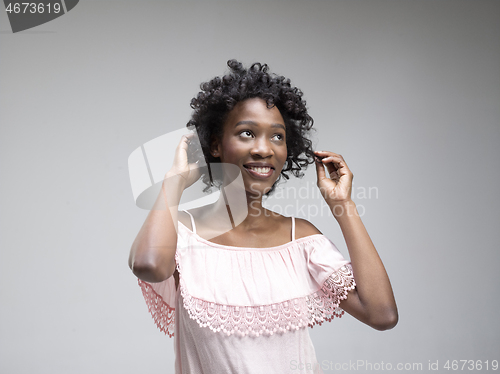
[321,154,351,174]
[314,156,327,182]
[178,134,195,151]
[316,153,343,163]
[177,135,188,148]
[318,156,341,177]
[314,150,343,159]
[314,151,342,167]
[184,132,197,142]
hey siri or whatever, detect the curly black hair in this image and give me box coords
[187,59,316,197]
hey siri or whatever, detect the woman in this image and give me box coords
[129,60,398,373]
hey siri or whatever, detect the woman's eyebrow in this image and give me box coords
[234,120,286,131]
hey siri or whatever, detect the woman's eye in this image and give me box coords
[239,131,284,141]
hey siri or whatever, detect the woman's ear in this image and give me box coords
[210,136,220,158]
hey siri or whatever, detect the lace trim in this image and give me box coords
[138,279,175,337]
[307,265,356,325]
[177,251,356,337]
[138,257,356,338]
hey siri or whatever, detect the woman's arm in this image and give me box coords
[314,150,398,331]
[128,174,185,283]
[128,133,200,283]
[332,200,398,330]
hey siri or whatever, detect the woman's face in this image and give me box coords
[211,97,288,197]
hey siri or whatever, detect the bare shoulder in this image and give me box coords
[178,205,212,232]
[177,210,192,231]
[294,217,323,239]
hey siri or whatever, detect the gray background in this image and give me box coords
[1,0,499,373]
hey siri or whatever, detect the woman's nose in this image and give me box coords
[250,137,274,158]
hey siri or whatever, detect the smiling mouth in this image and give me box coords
[244,165,272,173]
[243,165,274,178]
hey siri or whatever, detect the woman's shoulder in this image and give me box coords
[293,216,323,239]
[269,210,323,239]
[177,210,192,230]
[179,207,324,241]
[177,205,211,232]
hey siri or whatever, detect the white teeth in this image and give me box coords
[248,166,271,174]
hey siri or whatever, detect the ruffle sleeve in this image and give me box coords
[306,237,356,325]
[138,276,176,337]
[137,223,356,338]
[136,224,191,337]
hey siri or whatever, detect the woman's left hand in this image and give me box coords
[314,150,353,208]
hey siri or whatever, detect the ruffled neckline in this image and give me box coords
[178,220,325,252]
[139,222,356,337]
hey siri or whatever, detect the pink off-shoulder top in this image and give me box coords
[138,210,356,374]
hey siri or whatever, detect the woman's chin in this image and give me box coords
[244,181,275,198]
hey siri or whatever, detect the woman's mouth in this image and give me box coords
[243,165,274,179]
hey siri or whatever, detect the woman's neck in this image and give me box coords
[209,184,272,231]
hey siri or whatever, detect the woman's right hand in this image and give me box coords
[165,132,202,189]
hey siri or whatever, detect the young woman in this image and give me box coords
[129,60,398,373]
